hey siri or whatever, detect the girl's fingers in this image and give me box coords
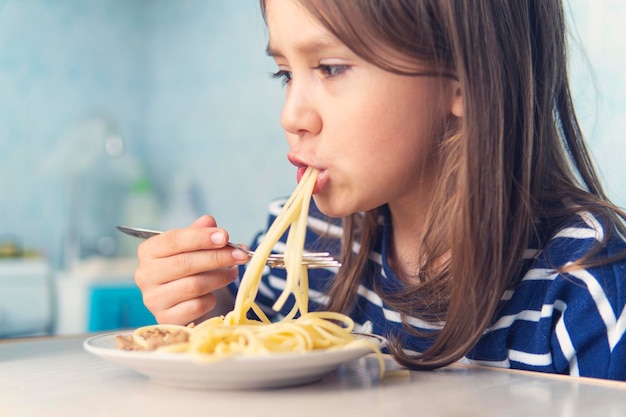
[190,214,218,228]
[139,227,229,259]
[142,267,239,324]
[136,244,248,288]
[133,216,246,325]
[151,293,219,325]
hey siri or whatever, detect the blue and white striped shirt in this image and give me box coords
[231,198,626,381]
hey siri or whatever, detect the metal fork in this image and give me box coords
[116,226,341,269]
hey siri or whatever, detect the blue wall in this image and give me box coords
[0,0,624,270]
[0,0,291,268]
[567,0,626,207]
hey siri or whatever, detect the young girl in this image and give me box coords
[134,0,626,381]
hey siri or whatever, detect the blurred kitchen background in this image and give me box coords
[0,0,624,338]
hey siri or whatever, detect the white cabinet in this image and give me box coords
[0,259,53,337]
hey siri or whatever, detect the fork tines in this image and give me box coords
[265,251,331,260]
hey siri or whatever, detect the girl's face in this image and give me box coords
[266,0,461,219]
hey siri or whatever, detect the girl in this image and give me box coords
[134,0,626,380]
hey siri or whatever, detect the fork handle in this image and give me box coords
[117,225,252,254]
[117,226,161,239]
[117,225,340,269]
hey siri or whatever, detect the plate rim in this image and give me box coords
[83,330,387,364]
[83,329,387,389]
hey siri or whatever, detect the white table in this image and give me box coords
[1,335,626,417]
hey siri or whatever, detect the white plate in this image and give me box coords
[83,331,387,390]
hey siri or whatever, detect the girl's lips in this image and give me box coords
[296,165,308,184]
[295,165,327,194]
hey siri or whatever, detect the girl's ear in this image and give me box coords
[450,83,463,118]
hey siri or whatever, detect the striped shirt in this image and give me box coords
[230,198,626,381]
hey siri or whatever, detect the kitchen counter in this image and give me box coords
[1,334,625,417]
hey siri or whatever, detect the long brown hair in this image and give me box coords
[260,0,626,370]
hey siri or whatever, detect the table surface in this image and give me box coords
[2,334,626,417]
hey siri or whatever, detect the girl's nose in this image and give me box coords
[280,81,322,137]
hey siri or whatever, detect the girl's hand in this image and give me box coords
[134,215,248,325]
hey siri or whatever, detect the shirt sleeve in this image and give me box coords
[547,239,626,380]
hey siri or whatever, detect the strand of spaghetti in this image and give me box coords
[294,189,313,312]
[274,170,316,312]
[269,166,316,228]
[282,197,304,292]
[279,265,307,320]
[193,315,225,330]
[300,311,356,328]
[297,265,309,314]
[282,297,299,321]
[228,168,317,323]
[310,324,354,345]
[292,187,314,313]
[260,323,313,351]
[230,184,305,320]
[280,265,309,321]
[272,208,302,312]
[285,206,304,289]
[229,168,317,323]
[249,302,272,324]
[264,167,313,229]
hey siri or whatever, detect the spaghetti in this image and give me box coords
[119,167,384,374]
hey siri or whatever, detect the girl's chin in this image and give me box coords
[311,195,352,219]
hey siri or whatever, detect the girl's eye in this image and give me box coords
[314,64,349,79]
[270,70,292,86]
[270,64,348,87]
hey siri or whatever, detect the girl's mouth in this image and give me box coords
[296,165,308,184]
[295,165,327,194]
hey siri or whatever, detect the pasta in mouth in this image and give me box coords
[116,167,384,374]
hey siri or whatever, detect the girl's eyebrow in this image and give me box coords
[266,36,343,59]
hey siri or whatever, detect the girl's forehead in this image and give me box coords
[265,0,440,74]
[265,0,345,58]
[266,33,347,60]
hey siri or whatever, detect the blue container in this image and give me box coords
[87,283,156,332]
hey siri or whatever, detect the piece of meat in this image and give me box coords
[115,327,190,351]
